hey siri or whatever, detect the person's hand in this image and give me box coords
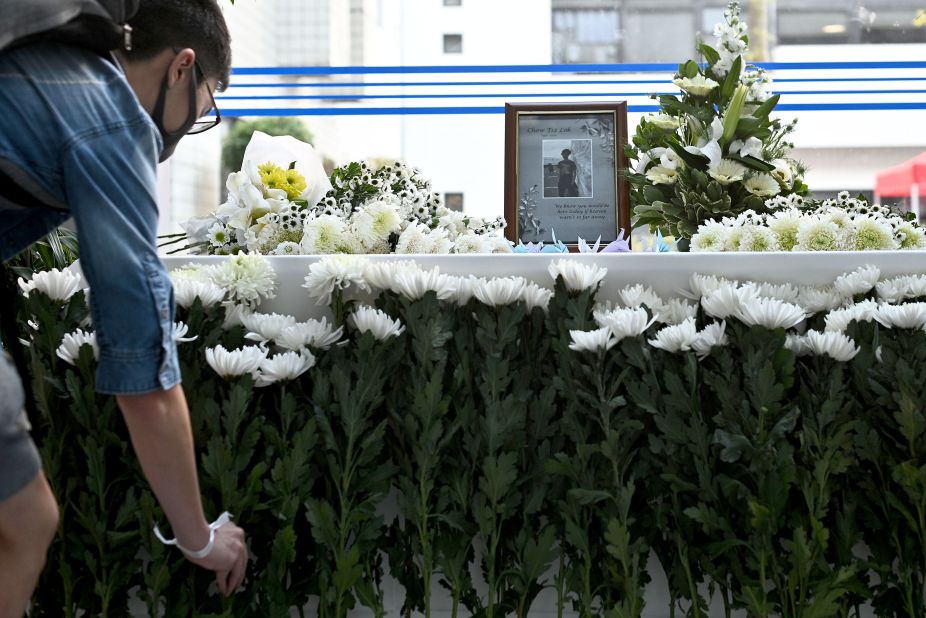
[184,522,248,596]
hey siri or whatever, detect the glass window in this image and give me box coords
[552,7,621,63]
[443,33,463,53]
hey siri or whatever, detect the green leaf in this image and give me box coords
[751,93,781,118]
[720,55,743,100]
[699,44,721,66]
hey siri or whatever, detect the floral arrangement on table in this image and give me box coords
[170,131,510,256]
[690,191,926,252]
[15,255,926,617]
[627,1,808,249]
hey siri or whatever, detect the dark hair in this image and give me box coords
[125,0,231,89]
[561,148,571,156]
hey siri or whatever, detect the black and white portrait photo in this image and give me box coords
[542,139,593,199]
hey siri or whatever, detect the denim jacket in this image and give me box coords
[0,42,180,395]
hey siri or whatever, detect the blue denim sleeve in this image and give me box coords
[61,117,180,395]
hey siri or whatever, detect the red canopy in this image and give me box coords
[875,151,926,198]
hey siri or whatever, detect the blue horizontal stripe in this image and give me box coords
[216,89,926,102]
[230,61,926,77]
[226,76,926,90]
[221,101,926,117]
[216,92,673,101]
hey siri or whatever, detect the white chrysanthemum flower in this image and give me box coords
[569,327,618,353]
[19,268,82,302]
[797,286,844,314]
[692,321,728,359]
[241,312,298,344]
[755,282,799,304]
[784,334,809,356]
[56,329,99,365]
[169,265,210,285]
[743,173,780,198]
[595,307,656,341]
[688,273,737,299]
[172,279,226,309]
[656,298,698,325]
[173,321,198,344]
[276,319,344,351]
[222,303,251,329]
[473,276,528,307]
[270,241,303,256]
[209,254,277,309]
[823,208,853,235]
[205,344,267,379]
[452,233,491,254]
[833,265,880,298]
[875,302,926,330]
[648,113,681,130]
[735,297,806,330]
[896,222,926,249]
[708,159,747,185]
[349,305,405,340]
[824,300,879,332]
[673,74,719,96]
[801,330,861,362]
[700,283,744,319]
[851,215,898,251]
[483,234,514,254]
[690,221,729,252]
[875,278,907,304]
[645,165,678,185]
[301,214,350,254]
[768,209,802,251]
[255,350,316,387]
[390,266,458,301]
[619,284,663,310]
[363,260,418,291]
[648,317,699,353]
[795,217,841,251]
[437,209,468,239]
[450,275,479,307]
[548,260,608,293]
[878,275,926,303]
[303,255,371,306]
[207,222,232,248]
[522,283,553,313]
[395,222,432,254]
[350,199,402,249]
[737,225,780,252]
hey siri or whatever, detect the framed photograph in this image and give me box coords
[504,102,630,249]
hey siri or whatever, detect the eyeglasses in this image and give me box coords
[187,59,221,135]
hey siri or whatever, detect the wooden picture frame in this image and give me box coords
[504,102,631,250]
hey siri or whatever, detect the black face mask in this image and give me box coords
[149,62,199,162]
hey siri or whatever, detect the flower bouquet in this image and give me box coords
[626,1,807,250]
[171,131,509,256]
[690,192,926,252]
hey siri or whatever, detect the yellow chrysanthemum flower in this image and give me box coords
[258,162,308,200]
